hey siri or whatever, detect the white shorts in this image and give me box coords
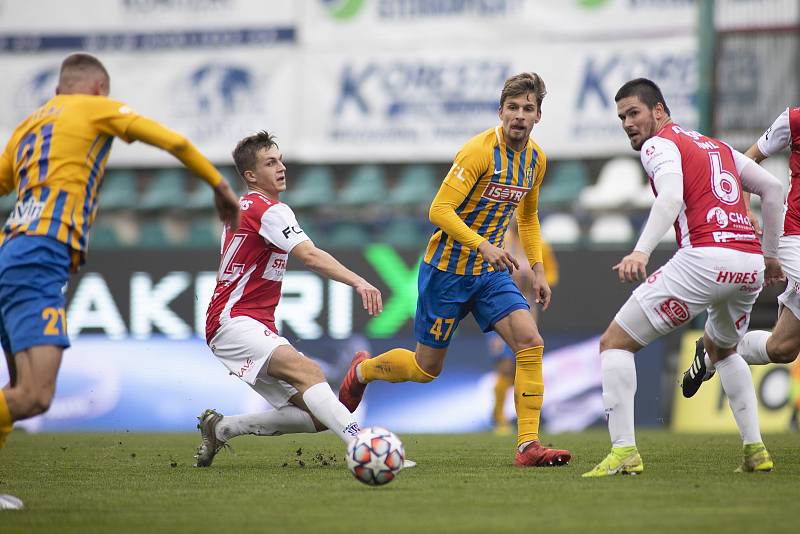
[615,247,764,348]
[208,315,296,409]
[777,235,800,320]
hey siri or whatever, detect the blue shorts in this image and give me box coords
[0,235,71,355]
[414,262,530,348]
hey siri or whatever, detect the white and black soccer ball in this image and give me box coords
[345,426,405,486]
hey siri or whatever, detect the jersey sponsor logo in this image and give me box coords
[481,182,528,205]
[657,298,690,327]
[447,163,468,182]
[645,145,656,157]
[712,231,757,243]
[716,271,758,284]
[262,252,289,281]
[236,357,255,378]
[240,199,254,210]
[706,207,729,228]
[7,197,45,226]
[281,225,304,239]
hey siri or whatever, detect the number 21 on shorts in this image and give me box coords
[429,317,455,341]
[42,307,66,336]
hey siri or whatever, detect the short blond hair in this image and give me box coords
[500,72,547,110]
[58,53,110,91]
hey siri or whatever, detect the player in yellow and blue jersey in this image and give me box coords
[340,73,571,467]
[0,53,240,454]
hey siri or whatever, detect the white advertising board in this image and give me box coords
[0,49,297,167]
[302,0,697,45]
[296,36,698,161]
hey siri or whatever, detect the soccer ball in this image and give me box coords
[346,426,405,486]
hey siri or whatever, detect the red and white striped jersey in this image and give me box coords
[205,191,309,342]
[755,106,800,236]
[640,124,761,254]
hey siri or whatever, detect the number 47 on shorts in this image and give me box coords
[429,317,455,342]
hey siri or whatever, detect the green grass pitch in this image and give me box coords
[1,429,798,533]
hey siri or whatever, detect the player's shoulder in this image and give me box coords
[640,134,680,169]
[528,136,546,161]
[64,94,135,117]
[241,191,292,219]
[462,127,498,152]
[240,191,272,214]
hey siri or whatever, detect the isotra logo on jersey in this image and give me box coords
[481,183,528,205]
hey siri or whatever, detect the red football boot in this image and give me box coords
[339,351,371,412]
[514,440,571,467]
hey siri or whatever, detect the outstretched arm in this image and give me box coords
[125,117,240,229]
[291,241,383,316]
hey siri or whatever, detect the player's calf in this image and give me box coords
[766,337,800,364]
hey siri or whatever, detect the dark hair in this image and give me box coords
[500,72,547,110]
[232,131,279,180]
[59,53,109,86]
[614,78,671,116]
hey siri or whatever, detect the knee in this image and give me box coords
[11,386,54,419]
[599,329,615,353]
[510,332,544,354]
[30,393,53,417]
[416,358,441,380]
[767,339,800,364]
[600,322,640,353]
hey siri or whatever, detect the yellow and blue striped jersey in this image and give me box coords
[0,95,143,269]
[424,126,546,276]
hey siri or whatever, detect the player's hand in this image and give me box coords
[354,279,383,316]
[214,180,241,231]
[747,209,763,236]
[764,257,785,287]
[613,251,649,283]
[478,241,519,272]
[531,264,552,310]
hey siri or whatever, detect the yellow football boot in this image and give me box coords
[735,442,773,473]
[582,446,643,478]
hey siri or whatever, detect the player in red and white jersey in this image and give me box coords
[583,79,785,478]
[195,131,386,467]
[683,106,800,396]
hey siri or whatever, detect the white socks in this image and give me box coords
[715,354,763,444]
[601,349,637,448]
[215,406,316,442]
[706,330,772,376]
[737,330,773,365]
[302,382,361,444]
[213,383,360,445]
